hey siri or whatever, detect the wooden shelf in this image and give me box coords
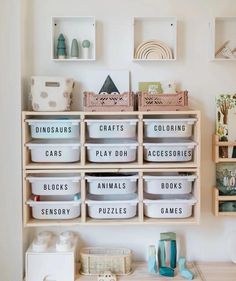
[213,187,236,216]
[22,110,201,227]
[77,262,202,281]
[212,134,236,163]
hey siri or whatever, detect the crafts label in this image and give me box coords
[99,124,124,132]
[41,208,70,216]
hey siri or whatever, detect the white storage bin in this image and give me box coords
[85,119,138,139]
[86,194,138,219]
[86,173,138,195]
[143,118,197,138]
[144,194,196,218]
[26,119,80,139]
[85,140,138,163]
[26,140,80,163]
[30,76,74,112]
[143,173,196,195]
[27,196,81,219]
[143,140,196,162]
[27,174,81,196]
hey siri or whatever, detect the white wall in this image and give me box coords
[2,0,235,279]
[0,0,23,281]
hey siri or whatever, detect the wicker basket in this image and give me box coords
[138,91,188,111]
[83,92,135,112]
[80,247,132,275]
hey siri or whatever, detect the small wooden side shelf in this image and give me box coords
[213,187,236,216]
[212,134,236,163]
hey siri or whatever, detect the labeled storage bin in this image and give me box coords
[86,194,138,219]
[143,140,196,162]
[27,174,81,195]
[85,118,138,139]
[26,140,80,163]
[85,140,138,163]
[30,76,74,112]
[86,173,138,195]
[143,173,196,195]
[27,195,81,219]
[80,247,132,275]
[144,194,196,218]
[143,117,196,138]
[26,119,80,139]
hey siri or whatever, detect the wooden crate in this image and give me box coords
[138,91,188,111]
[83,92,135,112]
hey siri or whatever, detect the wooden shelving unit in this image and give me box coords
[22,110,201,227]
[212,134,236,216]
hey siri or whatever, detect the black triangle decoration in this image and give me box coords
[99,75,120,94]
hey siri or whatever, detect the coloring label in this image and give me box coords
[153,124,186,132]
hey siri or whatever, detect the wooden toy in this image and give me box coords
[57,33,66,59]
[82,40,91,59]
[178,257,194,280]
[159,266,175,277]
[71,38,79,58]
[148,245,158,274]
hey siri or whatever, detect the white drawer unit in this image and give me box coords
[144,194,197,218]
[85,118,138,139]
[143,140,197,162]
[27,173,81,196]
[143,173,196,195]
[144,118,197,138]
[27,195,81,219]
[86,173,138,195]
[86,194,138,219]
[85,140,138,163]
[26,118,80,139]
[25,231,78,281]
[26,139,81,163]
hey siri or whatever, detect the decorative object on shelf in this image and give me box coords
[215,41,236,59]
[216,163,236,195]
[135,40,173,60]
[178,257,194,280]
[30,76,74,111]
[148,245,158,274]
[25,231,78,281]
[216,94,236,158]
[97,271,117,281]
[162,81,177,93]
[138,91,188,111]
[57,33,67,59]
[158,232,177,271]
[139,82,162,94]
[159,266,175,277]
[71,38,79,58]
[83,92,135,111]
[99,75,120,94]
[80,247,132,275]
[82,39,91,59]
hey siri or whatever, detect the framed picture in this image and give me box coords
[216,163,236,195]
[216,94,236,158]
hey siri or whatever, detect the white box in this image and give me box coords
[85,173,138,195]
[85,119,138,139]
[143,173,196,195]
[26,139,81,163]
[85,140,138,163]
[26,231,78,281]
[144,194,196,218]
[27,196,81,220]
[143,118,196,138]
[30,76,74,111]
[27,173,81,196]
[143,140,196,162]
[26,119,80,139]
[86,194,138,219]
